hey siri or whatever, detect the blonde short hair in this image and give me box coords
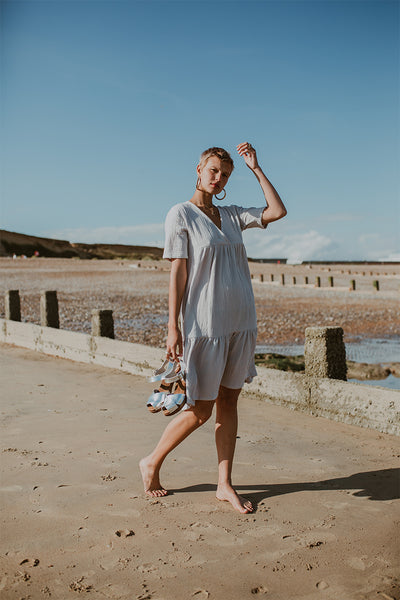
[198,147,234,172]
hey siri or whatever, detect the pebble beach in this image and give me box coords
[1,257,399,353]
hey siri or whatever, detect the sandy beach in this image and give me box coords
[1,258,400,598]
[1,343,399,600]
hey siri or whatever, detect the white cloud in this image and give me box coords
[244,221,399,262]
[243,229,337,262]
[379,253,400,262]
[356,233,399,262]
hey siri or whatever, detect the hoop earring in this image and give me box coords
[196,177,202,191]
[215,189,226,201]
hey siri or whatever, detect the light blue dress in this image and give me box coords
[163,201,267,406]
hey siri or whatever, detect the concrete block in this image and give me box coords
[305,326,347,381]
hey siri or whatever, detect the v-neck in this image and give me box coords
[188,201,224,233]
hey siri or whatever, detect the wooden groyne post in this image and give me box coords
[91,309,115,339]
[5,290,21,321]
[305,326,347,381]
[40,291,60,328]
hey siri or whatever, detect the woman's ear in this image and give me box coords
[196,164,201,176]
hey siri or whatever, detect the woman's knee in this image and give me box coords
[217,385,241,408]
[191,401,214,425]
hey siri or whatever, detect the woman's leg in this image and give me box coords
[215,386,253,513]
[140,400,214,497]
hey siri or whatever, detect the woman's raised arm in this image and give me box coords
[237,142,287,226]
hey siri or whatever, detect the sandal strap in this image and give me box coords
[162,392,186,413]
[163,360,186,383]
[148,359,175,382]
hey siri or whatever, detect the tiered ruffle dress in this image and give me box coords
[163,201,267,406]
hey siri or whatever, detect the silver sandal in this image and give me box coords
[146,391,168,413]
[162,373,187,416]
[148,358,176,383]
[146,379,175,413]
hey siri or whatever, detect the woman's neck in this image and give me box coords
[190,189,213,208]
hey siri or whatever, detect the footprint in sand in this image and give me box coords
[316,581,329,590]
[251,586,268,595]
[101,474,117,481]
[137,563,158,573]
[19,558,40,567]
[165,549,192,566]
[69,576,93,592]
[115,529,134,538]
[192,591,209,599]
[15,571,31,582]
[186,522,243,547]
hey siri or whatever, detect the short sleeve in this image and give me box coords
[163,204,188,260]
[234,206,268,231]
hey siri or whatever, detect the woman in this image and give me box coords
[140,142,287,513]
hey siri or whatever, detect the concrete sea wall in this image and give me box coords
[246,366,399,436]
[0,318,164,379]
[1,317,399,437]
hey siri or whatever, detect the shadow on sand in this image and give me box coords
[171,468,400,506]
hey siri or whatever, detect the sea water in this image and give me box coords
[256,337,400,391]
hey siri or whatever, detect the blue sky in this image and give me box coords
[1,0,399,261]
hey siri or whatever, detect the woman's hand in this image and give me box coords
[237,142,259,171]
[166,324,183,361]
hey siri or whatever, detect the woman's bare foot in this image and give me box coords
[139,457,168,497]
[216,483,253,513]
